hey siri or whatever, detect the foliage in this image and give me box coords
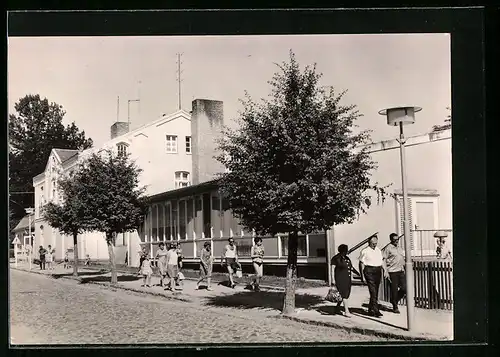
[432,107,452,132]
[71,150,147,240]
[216,51,388,237]
[9,94,93,222]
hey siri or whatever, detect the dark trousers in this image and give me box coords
[364,266,382,313]
[39,258,46,270]
[389,271,407,308]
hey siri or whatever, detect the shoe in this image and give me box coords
[254,286,261,292]
[374,311,383,318]
[231,284,236,289]
[392,308,400,314]
[344,312,352,318]
[207,287,213,291]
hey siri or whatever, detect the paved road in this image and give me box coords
[10,269,384,344]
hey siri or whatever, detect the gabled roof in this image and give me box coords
[12,214,35,233]
[54,149,80,163]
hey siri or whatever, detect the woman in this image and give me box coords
[165,243,179,291]
[138,247,148,275]
[250,237,265,291]
[155,242,168,287]
[331,244,353,318]
[221,238,239,289]
[197,241,213,291]
[46,245,54,270]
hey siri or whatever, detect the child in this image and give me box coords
[63,251,70,269]
[46,245,54,270]
[84,254,91,266]
[140,255,153,287]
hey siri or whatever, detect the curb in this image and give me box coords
[11,266,193,303]
[275,315,446,341]
[11,266,446,341]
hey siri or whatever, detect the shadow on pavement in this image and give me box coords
[316,305,343,316]
[50,271,107,279]
[204,290,324,311]
[78,275,142,284]
[349,307,406,331]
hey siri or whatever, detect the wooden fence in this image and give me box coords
[379,259,453,310]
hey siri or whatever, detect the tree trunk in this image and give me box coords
[106,232,117,285]
[72,233,79,277]
[282,230,299,315]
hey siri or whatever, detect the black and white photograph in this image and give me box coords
[8,28,456,345]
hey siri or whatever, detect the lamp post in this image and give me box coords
[378,106,421,332]
[25,207,34,270]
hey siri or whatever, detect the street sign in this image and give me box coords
[12,237,21,245]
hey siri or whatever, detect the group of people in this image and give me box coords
[37,245,56,270]
[137,237,266,292]
[331,233,406,318]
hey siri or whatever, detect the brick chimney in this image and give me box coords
[191,99,225,185]
[110,122,130,139]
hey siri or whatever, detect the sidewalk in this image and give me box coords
[10,261,453,341]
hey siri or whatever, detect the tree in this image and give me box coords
[216,51,388,315]
[9,94,93,223]
[43,172,86,277]
[432,106,451,132]
[70,150,147,284]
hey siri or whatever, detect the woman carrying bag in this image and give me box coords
[329,244,353,318]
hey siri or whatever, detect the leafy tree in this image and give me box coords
[9,94,93,223]
[43,172,86,277]
[432,106,452,132]
[216,51,388,315]
[70,150,147,284]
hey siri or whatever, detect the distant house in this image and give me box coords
[12,213,35,248]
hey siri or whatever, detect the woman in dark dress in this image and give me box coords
[331,244,353,317]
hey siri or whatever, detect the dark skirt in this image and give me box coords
[335,268,352,299]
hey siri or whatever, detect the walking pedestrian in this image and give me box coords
[138,247,148,275]
[140,255,153,287]
[63,251,70,269]
[382,233,407,314]
[331,244,353,318]
[221,238,240,289]
[250,237,265,291]
[359,235,385,317]
[176,244,184,289]
[155,242,168,287]
[38,246,47,270]
[46,245,54,270]
[165,243,180,291]
[196,241,213,290]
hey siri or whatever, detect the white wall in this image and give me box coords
[333,138,452,263]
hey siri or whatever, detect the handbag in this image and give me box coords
[235,269,243,278]
[325,285,343,303]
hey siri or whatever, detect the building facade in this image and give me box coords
[32,99,223,264]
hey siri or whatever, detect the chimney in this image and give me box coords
[110,122,130,139]
[191,99,225,185]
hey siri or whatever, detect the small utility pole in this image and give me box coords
[176,53,183,110]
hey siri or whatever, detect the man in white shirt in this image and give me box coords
[359,235,385,317]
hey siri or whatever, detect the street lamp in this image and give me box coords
[378,106,422,332]
[25,207,34,270]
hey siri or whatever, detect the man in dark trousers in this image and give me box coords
[382,233,407,313]
[359,235,385,317]
[38,246,47,270]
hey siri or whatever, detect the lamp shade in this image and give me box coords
[378,106,422,126]
[433,230,448,238]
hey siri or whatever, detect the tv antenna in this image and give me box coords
[176,53,183,110]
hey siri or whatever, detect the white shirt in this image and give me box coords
[167,250,178,265]
[224,245,237,258]
[359,246,383,267]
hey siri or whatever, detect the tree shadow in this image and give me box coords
[349,307,406,331]
[78,275,142,284]
[50,271,107,279]
[204,290,324,311]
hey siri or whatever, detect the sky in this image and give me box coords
[8,34,450,148]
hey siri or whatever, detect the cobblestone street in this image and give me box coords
[10,269,385,344]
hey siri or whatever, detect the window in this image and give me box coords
[175,171,190,189]
[185,136,192,154]
[117,142,128,157]
[166,135,178,153]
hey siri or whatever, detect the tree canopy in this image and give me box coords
[432,106,452,132]
[9,94,93,226]
[217,51,387,237]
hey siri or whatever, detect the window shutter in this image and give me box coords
[397,196,414,251]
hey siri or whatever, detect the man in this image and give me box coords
[38,246,46,270]
[359,235,385,317]
[382,233,406,314]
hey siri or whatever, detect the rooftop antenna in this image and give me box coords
[176,53,183,110]
[116,96,120,122]
[127,80,141,126]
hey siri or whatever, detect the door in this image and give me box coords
[412,197,439,257]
